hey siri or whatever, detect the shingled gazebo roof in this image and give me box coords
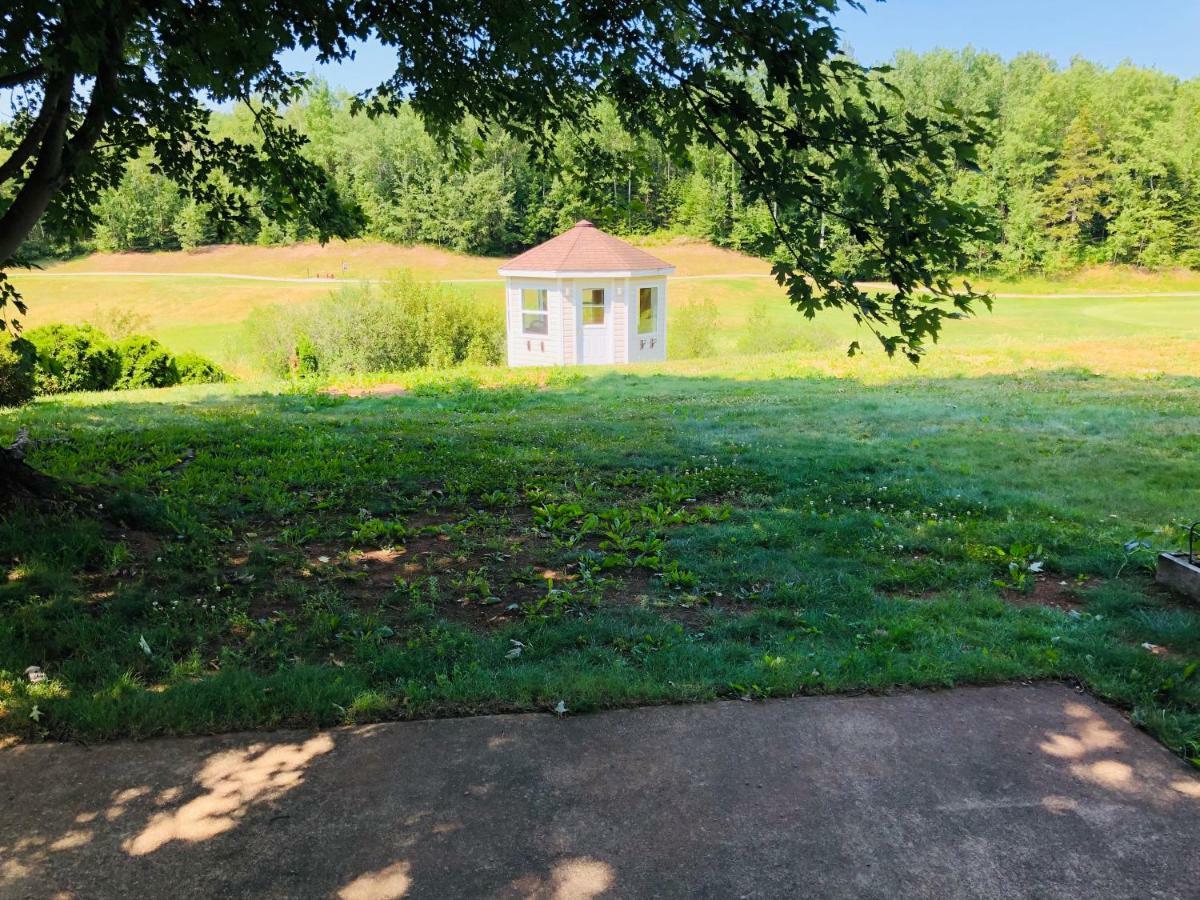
[498,221,675,276]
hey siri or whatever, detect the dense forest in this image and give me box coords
[18,49,1200,277]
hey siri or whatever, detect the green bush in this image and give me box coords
[0,337,36,407]
[116,335,180,389]
[25,324,121,394]
[247,271,504,377]
[292,334,320,376]
[175,351,230,384]
[671,297,719,359]
[734,300,836,356]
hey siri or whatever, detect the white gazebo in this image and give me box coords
[498,220,675,366]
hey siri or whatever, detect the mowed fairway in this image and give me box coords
[2,242,1199,760]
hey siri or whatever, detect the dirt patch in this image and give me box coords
[268,512,555,629]
[337,548,416,596]
[304,530,697,631]
[891,588,943,603]
[1137,641,1175,658]
[1005,576,1102,612]
[323,383,408,399]
[595,566,740,626]
[106,526,163,569]
[227,504,721,632]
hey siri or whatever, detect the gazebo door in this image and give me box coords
[578,284,612,364]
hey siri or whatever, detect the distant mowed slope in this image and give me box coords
[40,236,773,281]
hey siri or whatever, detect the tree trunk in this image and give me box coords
[1,431,57,501]
[0,33,119,265]
[0,85,72,265]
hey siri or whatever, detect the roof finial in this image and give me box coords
[575,219,594,227]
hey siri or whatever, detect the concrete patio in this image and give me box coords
[1,683,1197,899]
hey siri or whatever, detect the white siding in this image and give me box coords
[506,278,564,367]
[561,278,576,364]
[503,272,668,367]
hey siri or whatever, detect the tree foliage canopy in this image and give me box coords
[55,50,1200,279]
[1,0,991,360]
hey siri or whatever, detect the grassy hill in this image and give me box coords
[42,237,772,280]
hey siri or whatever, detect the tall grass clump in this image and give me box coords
[248,272,503,376]
[734,300,837,355]
[671,297,719,359]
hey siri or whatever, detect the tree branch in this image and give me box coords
[58,42,122,185]
[0,71,71,186]
[0,24,123,265]
[0,64,44,90]
[0,85,71,264]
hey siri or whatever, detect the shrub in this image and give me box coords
[0,337,36,407]
[175,351,230,384]
[292,334,320,376]
[734,300,836,356]
[25,324,121,393]
[247,271,504,377]
[116,335,180,389]
[89,307,151,340]
[671,297,719,359]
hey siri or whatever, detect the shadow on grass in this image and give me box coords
[1,367,1198,760]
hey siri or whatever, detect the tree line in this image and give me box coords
[20,49,1200,277]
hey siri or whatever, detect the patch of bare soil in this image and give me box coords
[1136,640,1176,659]
[230,505,726,631]
[266,512,553,629]
[892,588,942,602]
[1005,575,1103,612]
[23,520,170,611]
[613,569,726,627]
[322,383,408,398]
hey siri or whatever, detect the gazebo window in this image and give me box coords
[582,288,606,325]
[522,288,549,335]
[638,286,657,334]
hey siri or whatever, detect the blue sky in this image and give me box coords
[835,0,1200,77]
[278,0,1200,93]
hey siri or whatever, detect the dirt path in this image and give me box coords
[1,683,1196,899]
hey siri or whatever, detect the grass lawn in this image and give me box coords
[2,361,1199,760]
